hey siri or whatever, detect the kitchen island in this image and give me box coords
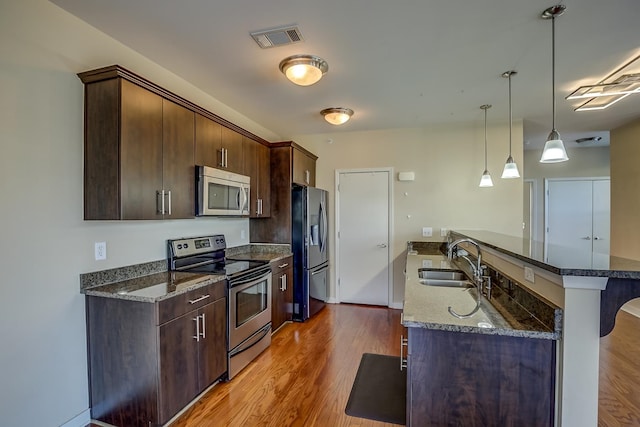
[404,231,640,427]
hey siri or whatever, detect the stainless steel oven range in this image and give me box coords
[168,235,272,380]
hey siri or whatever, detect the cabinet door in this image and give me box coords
[158,310,200,424]
[256,142,271,216]
[283,265,293,323]
[162,99,195,218]
[195,114,222,167]
[271,272,286,331]
[120,79,163,219]
[198,298,227,390]
[243,137,259,217]
[221,127,244,173]
[292,148,316,186]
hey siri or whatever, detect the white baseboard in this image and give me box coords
[60,409,91,427]
[326,298,339,304]
[389,301,404,309]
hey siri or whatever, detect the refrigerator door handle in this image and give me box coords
[319,201,328,254]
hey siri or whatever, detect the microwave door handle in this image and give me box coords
[236,189,241,210]
[242,187,249,213]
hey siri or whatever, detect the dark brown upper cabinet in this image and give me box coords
[292,146,316,187]
[79,65,271,221]
[80,75,194,220]
[243,137,271,218]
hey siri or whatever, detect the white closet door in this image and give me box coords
[592,180,610,269]
[546,180,594,268]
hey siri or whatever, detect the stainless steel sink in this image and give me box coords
[419,278,473,288]
[418,269,466,281]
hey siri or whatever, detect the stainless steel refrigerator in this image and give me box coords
[292,185,329,321]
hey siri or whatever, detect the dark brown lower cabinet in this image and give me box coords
[86,281,227,427]
[271,256,294,331]
[406,327,556,427]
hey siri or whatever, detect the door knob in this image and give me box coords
[377,243,387,248]
[581,236,591,240]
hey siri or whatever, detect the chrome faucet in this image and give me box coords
[447,238,483,318]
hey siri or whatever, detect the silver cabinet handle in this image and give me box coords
[157,190,165,214]
[167,190,171,216]
[400,335,408,370]
[224,148,228,168]
[200,313,206,339]
[377,243,387,248]
[283,274,287,291]
[305,170,310,184]
[193,316,200,342]
[278,263,289,268]
[188,294,210,304]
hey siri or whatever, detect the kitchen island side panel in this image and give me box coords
[408,327,555,427]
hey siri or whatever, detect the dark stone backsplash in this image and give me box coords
[484,267,559,333]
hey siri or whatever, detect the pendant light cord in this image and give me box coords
[508,73,513,156]
[484,107,488,168]
[551,15,556,132]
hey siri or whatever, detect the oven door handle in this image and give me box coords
[229,269,271,288]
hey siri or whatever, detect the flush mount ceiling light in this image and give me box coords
[479,104,494,188]
[540,4,569,163]
[279,54,328,86]
[501,71,520,179]
[566,54,640,111]
[320,107,354,125]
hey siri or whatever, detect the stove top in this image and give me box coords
[168,235,270,281]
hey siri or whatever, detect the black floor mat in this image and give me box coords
[345,353,407,425]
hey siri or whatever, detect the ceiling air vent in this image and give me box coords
[250,25,304,49]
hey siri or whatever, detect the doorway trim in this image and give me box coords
[334,168,395,307]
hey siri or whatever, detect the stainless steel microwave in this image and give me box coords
[196,166,250,216]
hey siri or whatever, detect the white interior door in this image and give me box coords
[545,178,610,269]
[337,170,390,306]
[592,179,610,269]
[546,180,593,268]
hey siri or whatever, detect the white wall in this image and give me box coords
[0,1,280,426]
[523,146,610,244]
[293,123,524,304]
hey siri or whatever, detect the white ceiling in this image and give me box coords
[52,0,640,149]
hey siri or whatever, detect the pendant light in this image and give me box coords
[479,104,494,187]
[501,70,520,179]
[540,4,569,163]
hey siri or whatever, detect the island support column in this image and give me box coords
[558,277,608,427]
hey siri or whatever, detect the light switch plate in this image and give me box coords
[524,266,535,283]
[422,227,433,237]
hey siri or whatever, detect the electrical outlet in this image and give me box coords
[95,242,107,261]
[441,228,448,237]
[422,227,433,237]
[240,229,246,239]
[524,266,535,283]
[422,259,433,268]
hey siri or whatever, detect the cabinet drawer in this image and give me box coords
[157,280,226,325]
[271,256,293,275]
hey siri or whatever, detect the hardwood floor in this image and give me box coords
[599,309,640,426]
[171,303,405,427]
[88,304,640,427]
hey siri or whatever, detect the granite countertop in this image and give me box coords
[80,243,293,303]
[82,271,225,303]
[226,243,292,263]
[402,252,559,340]
[451,229,640,278]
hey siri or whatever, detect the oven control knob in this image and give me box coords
[184,243,189,248]
[177,244,183,249]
